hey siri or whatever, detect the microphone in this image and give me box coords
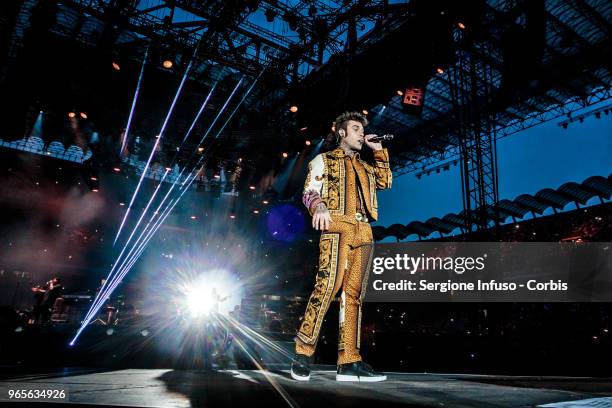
[367,134,394,142]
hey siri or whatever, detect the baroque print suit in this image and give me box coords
[296,146,392,364]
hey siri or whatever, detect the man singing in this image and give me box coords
[291,111,392,382]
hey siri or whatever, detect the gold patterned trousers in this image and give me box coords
[295,216,374,365]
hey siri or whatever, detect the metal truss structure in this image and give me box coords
[381,0,611,178]
[1,0,610,231]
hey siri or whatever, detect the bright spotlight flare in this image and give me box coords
[86,76,242,319]
[70,69,265,345]
[85,74,218,323]
[113,36,203,246]
[88,71,264,311]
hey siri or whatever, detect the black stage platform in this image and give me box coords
[1,366,611,408]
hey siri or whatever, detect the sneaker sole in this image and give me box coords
[291,371,310,381]
[336,374,387,382]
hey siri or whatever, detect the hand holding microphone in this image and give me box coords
[364,134,393,150]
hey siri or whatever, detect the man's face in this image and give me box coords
[340,120,365,151]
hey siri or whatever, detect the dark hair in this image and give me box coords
[332,111,368,144]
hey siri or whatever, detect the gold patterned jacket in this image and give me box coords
[302,147,392,221]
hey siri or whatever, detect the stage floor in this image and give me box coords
[1,366,611,407]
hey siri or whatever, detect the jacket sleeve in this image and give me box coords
[302,154,326,216]
[372,148,392,190]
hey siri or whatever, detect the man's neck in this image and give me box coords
[339,143,357,157]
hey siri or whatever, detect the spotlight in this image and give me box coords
[80,112,88,119]
[436,67,444,74]
[262,200,269,205]
[190,215,197,220]
[305,140,311,146]
[162,59,173,69]
[457,22,466,29]
[112,61,121,71]
[119,202,125,206]
[198,147,204,153]
[113,167,121,172]
[253,209,260,214]
[68,112,76,118]
[331,126,335,132]
[362,109,368,115]
[249,185,256,190]
[90,176,98,181]
[282,152,288,158]
[92,188,99,193]
[396,90,403,96]
[265,9,276,22]
[289,105,298,113]
[140,329,150,337]
[300,127,308,131]
[229,214,236,219]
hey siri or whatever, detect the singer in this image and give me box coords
[291,111,392,382]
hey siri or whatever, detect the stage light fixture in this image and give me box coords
[190,215,197,220]
[198,147,204,153]
[253,210,260,214]
[362,109,368,115]
[162,59,173,69]
[402,87,425,108]
[90,176,98,181]
[262,200,269,205]
[249,185,256,190]
[396,90,403,96]
[230,214,236,219]
[68,112,76,118]
[80,112,88,119]
[457,22,466,29]
[119,202,125,206]
[113,167,121,172]
[436,67,444,74]
[282,152,288,158]
[112,61,121,71]
[92,188,99,193]
[289,105,298,113]
[305,140,311,146]
[300,127,308,131]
